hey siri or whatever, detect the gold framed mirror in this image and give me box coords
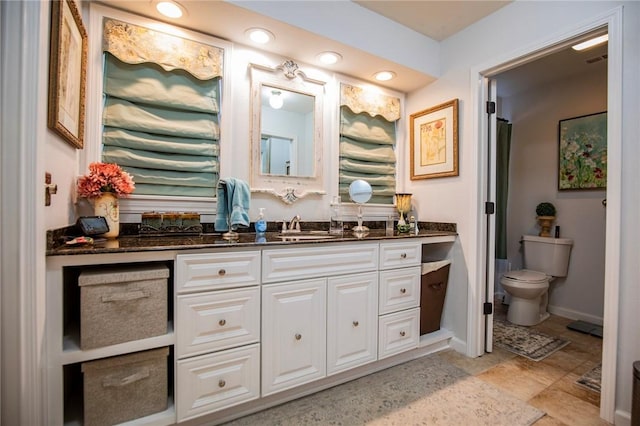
[249,60,326,204]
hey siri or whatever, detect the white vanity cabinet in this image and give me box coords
[261,278,327,396]
[377,241,422,359]
[175,250,262,422]
[327,271,378,375]
[261,243,379,395]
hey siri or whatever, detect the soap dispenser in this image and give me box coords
[255,208,267,233]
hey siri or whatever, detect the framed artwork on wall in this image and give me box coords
[558,111,607,190]
[48,0,88,149]
[409,99,459,180]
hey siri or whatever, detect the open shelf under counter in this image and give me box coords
[61,321,175,365]
[64,395,176,426]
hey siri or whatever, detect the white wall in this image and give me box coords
[502,69,607,324]
[405,0,639,421]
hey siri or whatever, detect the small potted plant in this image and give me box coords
[535,202,556,237]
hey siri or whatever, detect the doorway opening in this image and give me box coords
[473,9,622,422]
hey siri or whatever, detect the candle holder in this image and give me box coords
[395,193,412,233]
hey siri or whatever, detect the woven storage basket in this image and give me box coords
[81,347,169,426]
[79,264,169,349]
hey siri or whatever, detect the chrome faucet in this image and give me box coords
[282,215,301,233]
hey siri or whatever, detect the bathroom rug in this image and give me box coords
[223,354,545,425]
[493,319,570,361]
[576,363,602,393]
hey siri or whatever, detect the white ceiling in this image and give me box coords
[94,1,606,96]
[354,0,512,41]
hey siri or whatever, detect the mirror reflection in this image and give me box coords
[260,85,315,177]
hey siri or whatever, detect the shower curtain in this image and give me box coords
[496,119,512,259]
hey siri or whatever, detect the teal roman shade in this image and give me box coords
[339,84,400,204]
[101,19,223,197]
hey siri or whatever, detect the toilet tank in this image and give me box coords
[522,235,573,277]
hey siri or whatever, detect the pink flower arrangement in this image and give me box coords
[77,162,135,198]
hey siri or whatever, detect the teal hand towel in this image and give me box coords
[215,178,251,231]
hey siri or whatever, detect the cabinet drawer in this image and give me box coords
[177,287,260,359]
[262,243,378,284]
[379,241,421,270]
[176,344,260,422]
[176,250,261,293]
[378,308,419,360]
[379,266,421,315]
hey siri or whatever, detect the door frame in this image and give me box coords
[469,7,622,422]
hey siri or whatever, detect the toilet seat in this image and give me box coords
[502,269,548,284]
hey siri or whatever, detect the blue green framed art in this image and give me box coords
[558,111,607,190]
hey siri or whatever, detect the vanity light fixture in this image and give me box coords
[572,34,608,51]
[246,28,275,44]
[374,71,396,82]
[269,90,283,109]
[155,1,184,19]
[317,51,342,65]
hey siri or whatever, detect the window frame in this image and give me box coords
[85,4,232,220]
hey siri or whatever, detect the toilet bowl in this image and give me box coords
[501,235,573,326]
[501,269,550,326]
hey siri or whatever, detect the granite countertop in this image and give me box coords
[46,223,457,256]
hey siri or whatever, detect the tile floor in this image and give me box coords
[438,301,608,425]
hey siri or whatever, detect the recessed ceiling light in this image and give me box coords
[374,71,396,82]
[572,34,608,51]
[156,1,184,19]
[317,51,342,65]
[246,28,275,44]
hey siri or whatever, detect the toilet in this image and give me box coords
[501,235,573,326]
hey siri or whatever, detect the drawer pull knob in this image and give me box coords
[295,333,302,340]
[218,380,226,388]
[219,319,226,326]
[400,253,407,259]
[353,320,359,327]
[400,331,406,337]
[400,288,407,294]
[218,269,226,276]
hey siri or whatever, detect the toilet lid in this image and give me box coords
[503,269,548,283]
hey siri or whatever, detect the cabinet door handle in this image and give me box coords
[218,269,226,276]
[400,288,407,294]
[400,331,406,337]
[352,320,359,327]
[218,319,226,326]
[400,253,407,259]
[218,379,226,388]
[295,333,302,340]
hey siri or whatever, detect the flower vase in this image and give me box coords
[537,215,555,237]
[94,192,119,238]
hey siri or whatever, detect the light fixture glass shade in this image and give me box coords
[269,91,283,109]
[156,1,183,18]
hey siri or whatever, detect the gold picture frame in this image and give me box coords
[48,0,88,149]
[410,99,459,180]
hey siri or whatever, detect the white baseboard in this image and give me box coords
[614,409,630,426]
[547,304,604,326]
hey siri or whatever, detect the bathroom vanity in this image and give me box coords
[45,229,456,425]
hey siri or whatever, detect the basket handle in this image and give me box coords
[101,289,149,303]
[102,367,150,388]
